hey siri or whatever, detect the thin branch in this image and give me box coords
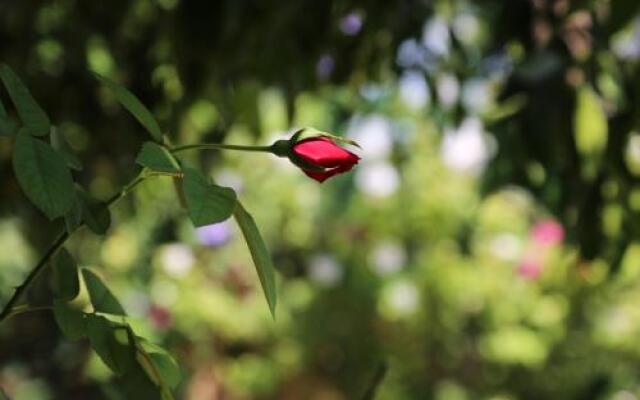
[361,361,388,400]
[0,173,148,324]
[170,143,274,154]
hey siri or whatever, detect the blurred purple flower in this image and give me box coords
[531,219,564,247]
[340,11,363,36]
[316,54,335,80]
[517,259,542,280]
[196,221,232,247]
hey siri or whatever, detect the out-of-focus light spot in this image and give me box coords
[188,100,218,134]
[355,161,400,198]
[612,391,638,400]
[148,303,173,331]
[462,78,492,114]
[517,259,542,280]
[339,11,364,36]
[159,244,194,278]
[440,118,494,175]
[196,221,232,247]
[422,17,450,56]
[316,54,335,80]
[370,241,406,275]
[359,83,387,102]
[151,279,178,306]
[307,254,343,287]
[453,13,481,46]
[347,115,393,159]
[396,39,424,68]
[625,133,640,175]
[531,220,564,247]
[123,291,150,317]
[86,36,115,77]
[379,280,420,318]
[399,71,430,110]
[436,73,460,107]
[489,233,521,261]
[158,0,179,10]
[215,169,244,193]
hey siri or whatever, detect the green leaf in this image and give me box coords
[0,97,18,137]
[233,201,277,318]
[53,301,87,341]
[52,248,79,301]
[0,64,50,136]
[82,268,126,316]
[94,73,163,142]
[182,167,237,227]
[50,126,82,171]
[77,188,111,235]
[138,340,181,389]
[574,85,608,157]
[136,142,180,173]
[12,129,75,219]
[86,315,135,374]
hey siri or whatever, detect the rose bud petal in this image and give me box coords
[291,137,360,182]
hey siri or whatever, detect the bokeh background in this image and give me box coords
[2,0,640,399]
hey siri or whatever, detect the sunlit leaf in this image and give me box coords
[94,73,163,142]
[233,201,277,318]
[182,167,237,227]
[52,248,79,301]
[136,142,181,173]
[12,129,75,219]
[53,301,87,341]
[82,268,126,316]
[0,64,50,136]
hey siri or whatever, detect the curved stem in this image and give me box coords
[170,143,274,154]
[0,173,148,325]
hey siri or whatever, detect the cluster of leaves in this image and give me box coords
[0,65,277,398]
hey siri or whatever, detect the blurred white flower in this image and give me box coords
[370,241,406,275]
[440,118,495,175]
[159,243,194,278]
[347,115,393,159]
[436,73,460,107]
[422,17,450,56]
[453,13,481,46]
[612,17,640,61]
[462,78,492,114]
[489,233,522,261]
[397,39,423,68]
[215,169,244,193]
[308,254,343,287]
[355,161,400,198]
[399,71,430,110]
[381,280,420,317]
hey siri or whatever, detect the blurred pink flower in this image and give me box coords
[531,219,564,247]
[517,259,542,280]
[148,304,173,331]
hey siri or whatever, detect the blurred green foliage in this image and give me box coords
[2,0,640,399]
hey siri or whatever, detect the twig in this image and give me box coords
[361,361,388,400]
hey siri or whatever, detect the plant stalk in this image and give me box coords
[170,143,274,154]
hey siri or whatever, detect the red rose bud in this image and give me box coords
[269,129,360,182]
[293,137,361,182]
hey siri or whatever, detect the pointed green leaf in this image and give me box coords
[53,301,87,341]
[52,248,79,301]
[233,201,277,318]
[50,126,82,171]
[12,129,75,219]
[0,64,50,136]
[86,315,135,374]
[138,339,181,389]
[82,268,126,316]
[136,142,180,173]
[76,188,111,235]
[0,97,18,137]
[94,73,163,142]
[182,167,237,227]
[574,85,608,157]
